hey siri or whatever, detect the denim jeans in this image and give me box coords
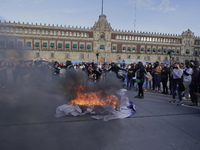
[146,79,152,89]
[172,79,182,101]
[154,74,161,89]
[127,77,133,89]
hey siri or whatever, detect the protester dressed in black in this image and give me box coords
[189,61,200,106]
[108,63,125,78]
[161,64,169,94]
[135,62,146,99]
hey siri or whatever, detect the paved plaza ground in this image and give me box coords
[0,86,200,150]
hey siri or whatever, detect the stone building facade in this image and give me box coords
[0,14,200,63]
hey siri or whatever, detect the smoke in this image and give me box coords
[0,33,64,124]
[0,30,123,124]
[60,69,122,103]
[0,34,31,60]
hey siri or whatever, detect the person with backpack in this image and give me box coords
[135,62,146,99]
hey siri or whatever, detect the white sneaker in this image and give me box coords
[177,102,184,106]
[182,97,187,100]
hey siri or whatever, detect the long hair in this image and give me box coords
[137,61,143,69]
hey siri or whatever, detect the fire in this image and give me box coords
[71,85,118,109]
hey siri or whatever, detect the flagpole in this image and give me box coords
[102,0,103,15]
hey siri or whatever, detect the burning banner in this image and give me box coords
[55,69,136,121]
[55,88,136,121]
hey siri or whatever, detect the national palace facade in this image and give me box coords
[0,14,200,63]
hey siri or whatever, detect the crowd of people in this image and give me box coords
[0,59,200,106]
[120,60,200,106]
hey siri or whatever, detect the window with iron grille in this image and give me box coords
[27,42,31,47]
[58,43,62,48]
[65,44,70,48]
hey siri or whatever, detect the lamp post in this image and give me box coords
[96,52,99,64]
[168,50,172,67]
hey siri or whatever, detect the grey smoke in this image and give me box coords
[60,69,122,103]
[0,33,123,124]
[0,34,63,124]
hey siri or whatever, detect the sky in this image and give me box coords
[0,0,200,36]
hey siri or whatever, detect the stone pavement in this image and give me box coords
[0,88,200,150]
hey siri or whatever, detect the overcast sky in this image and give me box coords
[0,0,200,36]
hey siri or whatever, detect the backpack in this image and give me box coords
[136,69,143,79]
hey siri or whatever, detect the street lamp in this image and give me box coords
[96,52,99,64]
[167,50,172,67]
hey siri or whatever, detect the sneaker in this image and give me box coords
[182,97,187,100]
[139,96,144,99]
[177,102,184,106]
[169,100,176,103]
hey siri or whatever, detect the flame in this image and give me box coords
[71,85,118,109]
